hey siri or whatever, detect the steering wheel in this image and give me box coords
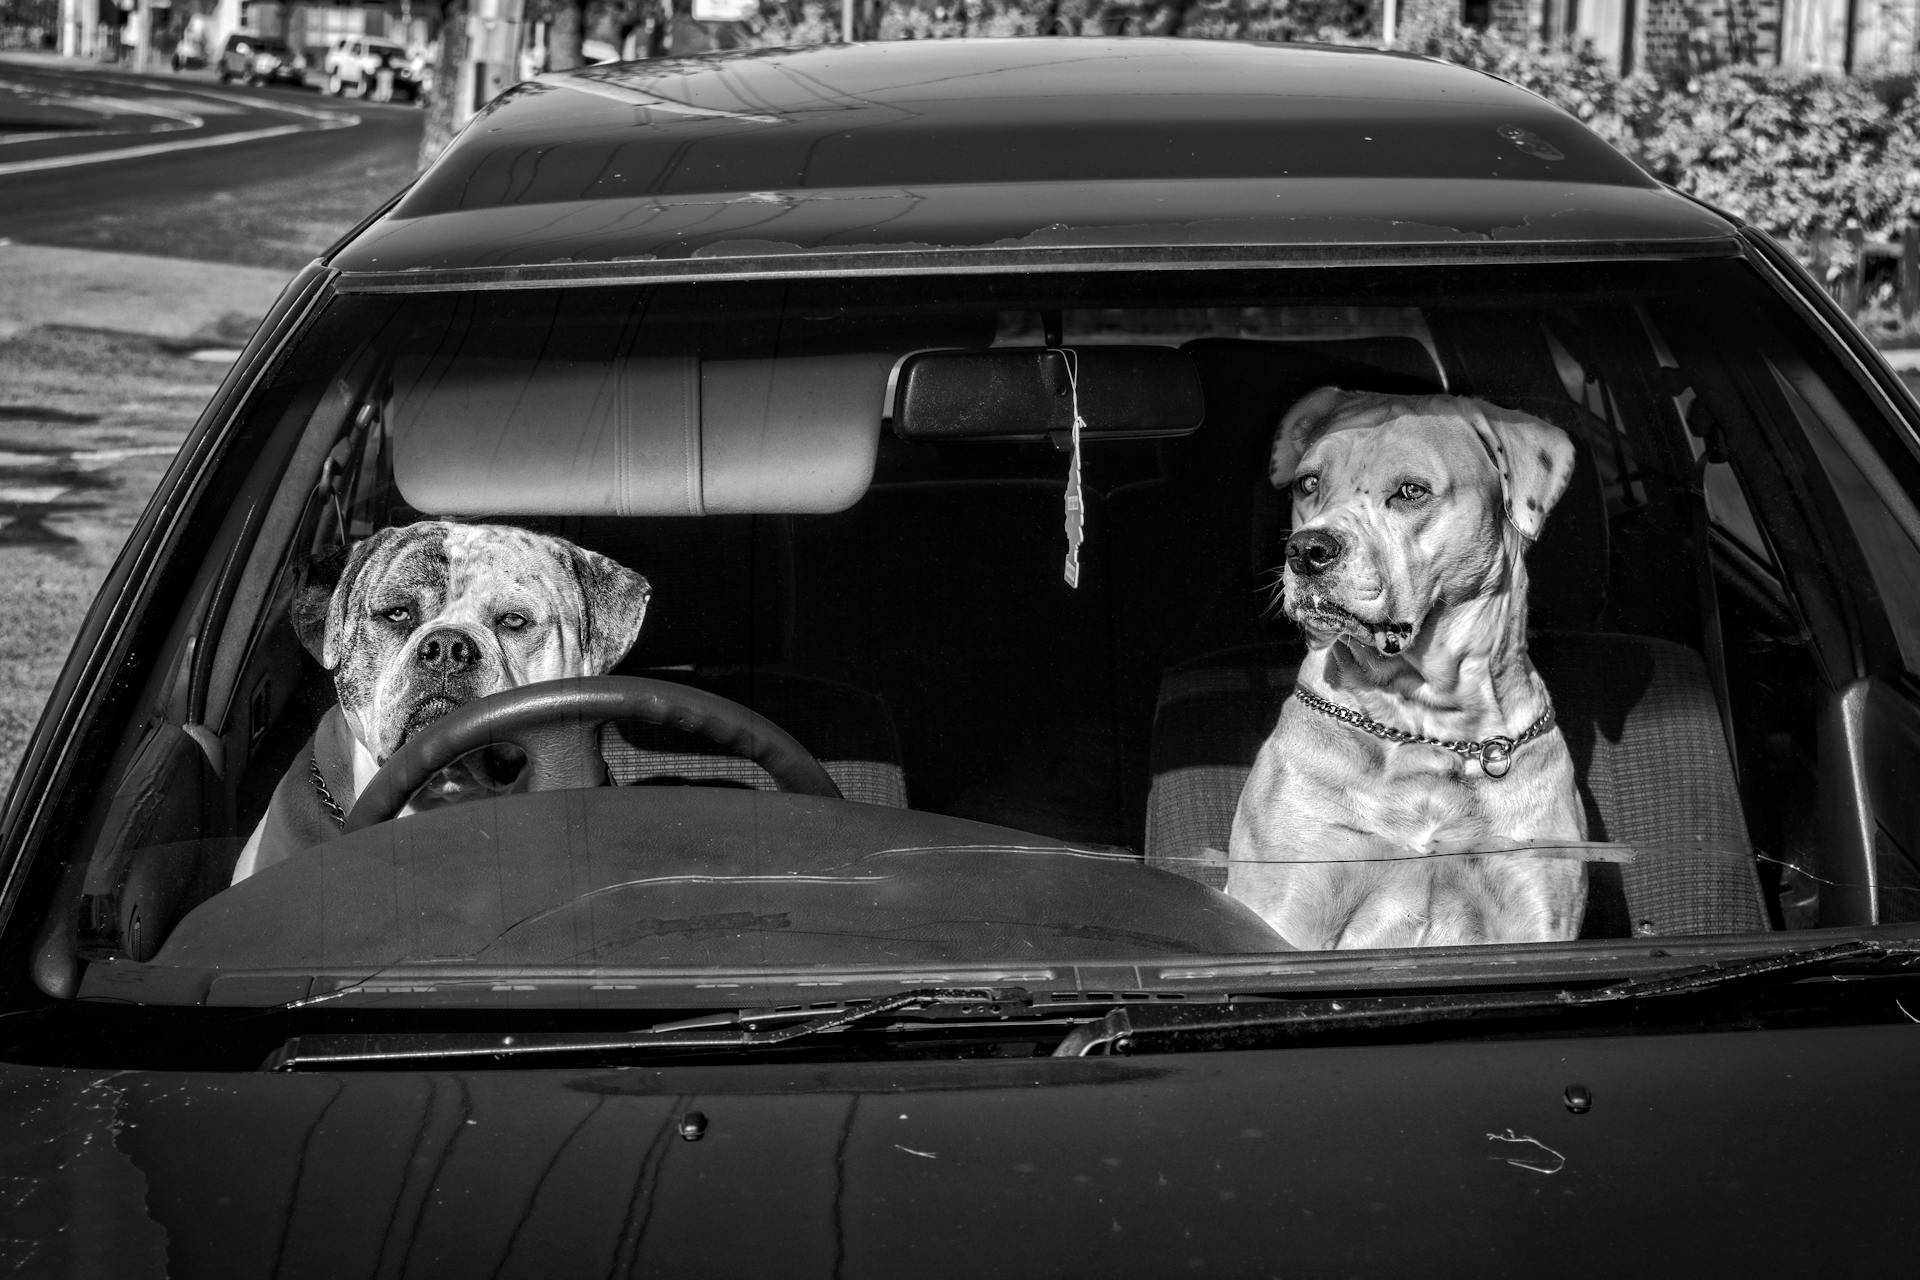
[343,676,841,832]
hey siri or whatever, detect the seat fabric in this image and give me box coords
[600,667,907,807]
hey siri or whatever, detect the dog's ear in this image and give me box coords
[569,547,652,674]
[1468,402,1578,541]
[295,529,400,670]
[290,541,358,668]
[1269,386,1354,488]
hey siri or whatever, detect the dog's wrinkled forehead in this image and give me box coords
[1271,386,1576,541]
[350,529,455,611]
[338,524,577,624]
[1291,412,1492,492]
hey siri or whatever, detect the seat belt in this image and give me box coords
[1677,384,1743,781]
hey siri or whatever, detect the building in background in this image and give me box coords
[55,0,434,64]
[1452,0,1917,73]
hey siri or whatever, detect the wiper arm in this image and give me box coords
[262,986,1032,1071]
[1053,940,1920,1057]
[260,942,1918,1068]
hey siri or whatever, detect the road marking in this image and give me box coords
[70,444,180,464]
[0,485,72,505]
[80,78,360,125]
[0,442,181,544]
[0,445,177,467]
[0,114,353,177]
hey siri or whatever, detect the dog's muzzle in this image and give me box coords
[1285,527,1344,577]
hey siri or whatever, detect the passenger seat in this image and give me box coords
[548,514,910,807]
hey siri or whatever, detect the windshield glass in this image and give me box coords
[58,259,1920,1007]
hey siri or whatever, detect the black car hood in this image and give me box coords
[8,1023,1917,1275]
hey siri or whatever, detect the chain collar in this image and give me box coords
[1291,684,1555,780]
[310,747,347,828]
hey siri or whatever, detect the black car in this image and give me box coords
[216,31,307,88]
[7,38,1920,1273]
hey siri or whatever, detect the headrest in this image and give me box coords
[1184,336,1447,425]
[389,352,895,516]
[517,514,794,668]
[1493,396,1610,631]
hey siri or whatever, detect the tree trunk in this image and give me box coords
[549,0,588,70]
[419,0,473,172]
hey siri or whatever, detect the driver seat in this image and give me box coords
[581,514,909,807]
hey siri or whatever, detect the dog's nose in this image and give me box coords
[415,629,478,675]
[1285,528,1345,576]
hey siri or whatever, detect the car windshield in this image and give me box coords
[54,257,1920,1010]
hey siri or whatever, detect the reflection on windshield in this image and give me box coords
[63,262,1920,1005]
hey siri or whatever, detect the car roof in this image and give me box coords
[329,37,1738,282]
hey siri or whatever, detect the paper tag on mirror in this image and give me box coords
[1063,408,1084,587]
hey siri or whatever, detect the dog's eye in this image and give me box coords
[1395,482,1431,504]
[382,606,411,625]
[497,612,529,631]
[1294,474,1320,497]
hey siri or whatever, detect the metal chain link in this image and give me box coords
[1291,684,1555,779]
[309,748,347,828]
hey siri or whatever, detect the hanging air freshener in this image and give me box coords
[1058,348,1086,588]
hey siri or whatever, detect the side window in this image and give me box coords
[1767,352,1920,672]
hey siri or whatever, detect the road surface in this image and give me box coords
[0,54,425,785]
[0,55,422,268]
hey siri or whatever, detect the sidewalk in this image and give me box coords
[0,240,293,343]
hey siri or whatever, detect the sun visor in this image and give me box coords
[389,352,892,516]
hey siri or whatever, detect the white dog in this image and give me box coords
[1227,387,1588,949]
[231,521,650,882]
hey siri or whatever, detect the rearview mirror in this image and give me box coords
[893,346,1204,442]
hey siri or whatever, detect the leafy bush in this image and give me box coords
[1636,69,1920,264]
[1400,22,1919,289]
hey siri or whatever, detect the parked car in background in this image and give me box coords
[215,31,306,88]
[322,34,422,101]
[5,38,1920,1272]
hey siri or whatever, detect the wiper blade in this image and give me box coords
[262,986,1033,1071]
[1053,940,1920,1057]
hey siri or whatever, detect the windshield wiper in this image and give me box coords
[1052,940,1920,1057]
[260,941,1919,1070]
[262,986,1035,1071]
